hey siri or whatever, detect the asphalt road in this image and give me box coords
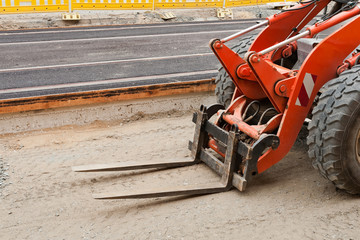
[0,19,262,100]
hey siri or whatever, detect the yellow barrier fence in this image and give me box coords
[1,0,281,13]
[72,0,152,10]
[1,0,67,12]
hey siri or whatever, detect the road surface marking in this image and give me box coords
[0,53,214,73]
[0,20,258,36]
[0,29,246,46]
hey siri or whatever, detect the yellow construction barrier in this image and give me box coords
[72,0,152,10]
[0,0,281,13]
[1,0,67,12]
[226,0,278,7]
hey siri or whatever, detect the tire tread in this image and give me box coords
[307,65,360,194]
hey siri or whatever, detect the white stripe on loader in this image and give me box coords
[303,73,315,98]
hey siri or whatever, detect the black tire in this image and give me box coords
[215,35,256,108]
[307,65,360,194]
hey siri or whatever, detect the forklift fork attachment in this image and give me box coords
[72,159,196,172]
[92,128,239,199]
[71,104,211,173]
[93,183,228,199]
[73,105,279,199]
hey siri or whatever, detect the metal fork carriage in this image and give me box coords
[72,104,279,199]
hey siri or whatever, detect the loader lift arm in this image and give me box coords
[210,2,360,173]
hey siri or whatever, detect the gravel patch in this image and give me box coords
[0,158,9,196]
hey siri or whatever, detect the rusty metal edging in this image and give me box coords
[0,79,215,114]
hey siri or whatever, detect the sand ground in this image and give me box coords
[0,109,359,239]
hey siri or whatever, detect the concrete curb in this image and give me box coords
[0,91,215,135]
[0,79,215,114]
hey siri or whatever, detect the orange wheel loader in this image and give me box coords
[73,0,360,199]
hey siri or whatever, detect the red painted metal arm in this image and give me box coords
[307,5,360,37]
[250,0,331,53]
[257,16,360,173]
